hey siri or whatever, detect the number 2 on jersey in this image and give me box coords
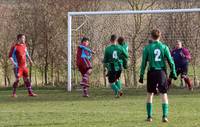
[154,49,161,61]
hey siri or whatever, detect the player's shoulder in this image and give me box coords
[158,41,169,49]
[11,42,17,47]
[182,47,189,52]
[105,44,112,49]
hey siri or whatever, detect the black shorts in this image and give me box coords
[107,70,122,83]
[147,70,168,94]
[176,65,188,77]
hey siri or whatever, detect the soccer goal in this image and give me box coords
[67,8,200,92]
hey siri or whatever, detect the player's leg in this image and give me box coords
[181,66,193,90]
[82,68,92,97]
[158,70,169,122]
[108,71,120,97]
[23,68,37,96]
[146,92,154,122]
[79,59,92,97]
[146,71,157,121]
[115,70,123,96]
[12,68,21,97]
[161,93,169,122]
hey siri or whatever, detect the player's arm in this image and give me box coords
[139,46,148,83]
[26,48,33,65]
[9,46,17,66]
[103,48,108,64]
[182,48,191,60]
[165,46,177,80]
[79,45,94,54]
[121,47,128,59]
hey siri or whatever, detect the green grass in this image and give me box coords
[0,88,200,127]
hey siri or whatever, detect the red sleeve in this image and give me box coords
[76,47,82,67]
[8,43,15,58]
[182,48,191,60]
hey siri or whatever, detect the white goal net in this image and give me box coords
[67,9,200,91]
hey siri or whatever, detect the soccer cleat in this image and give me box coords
[29,93,38,97]
[12,93,17,98]
[115,95,120,98]
[189,87,193,91]
[119,91,123,96]
[162,117,168,123]
[146,117,153,122]
[83,94,89,97]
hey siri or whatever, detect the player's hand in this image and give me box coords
[180,52,186,58]
[30,60,34,66]
[139,77,143,84]
[92,51,95,54]
[169,72,177,80]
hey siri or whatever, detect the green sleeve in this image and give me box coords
[103,47,108,64]
[140,46,148,78]
[164,46,177,77]
[121,47,128,59]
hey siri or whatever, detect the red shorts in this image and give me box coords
[14,67,29,78]
[77,58,92,75]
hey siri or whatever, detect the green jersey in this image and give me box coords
[140,41,177,79]
[103,44,128,71]
[119,42,128,54]
[119,42,129,69]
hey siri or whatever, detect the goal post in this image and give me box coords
[67,8,200,92]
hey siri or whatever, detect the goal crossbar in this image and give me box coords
[67,8,200,92]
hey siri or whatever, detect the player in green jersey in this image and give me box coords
[139,29,177,122]
[103,35,128,98]
[118,37,129,69]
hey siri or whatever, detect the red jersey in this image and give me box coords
[9,43,30,68]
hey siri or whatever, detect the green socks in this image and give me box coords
[111,83,119,96]
[146,103,152,118]
[146,103,168,118]
[162,103,169,118]
[115,80,122,90]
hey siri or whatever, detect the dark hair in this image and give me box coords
[117,36,124,45]
[110,34,117,42]
[17,34,25,41]
[151,29,161,40]
[81,37,89,43]
[149,39,153,44]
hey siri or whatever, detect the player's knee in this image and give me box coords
[161,93,168,103]
[181,74,187,79]
[15,79,19,83]
[87,69,92,75]
[146,93,154,103]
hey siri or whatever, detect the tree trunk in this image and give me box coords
[132,39,137,87]
[51,57,54,86]
[44,62,48,85]
[35,69,37,87]
[103,66,107,87]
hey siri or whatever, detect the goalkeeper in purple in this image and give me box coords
[169,40,192,90]
[139,29,177,122]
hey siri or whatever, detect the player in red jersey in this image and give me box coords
[76,37,94,97]
[9,34,37,97]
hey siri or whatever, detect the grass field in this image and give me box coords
[0,88,200,127]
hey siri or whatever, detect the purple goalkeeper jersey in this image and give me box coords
[171,48,191,68]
